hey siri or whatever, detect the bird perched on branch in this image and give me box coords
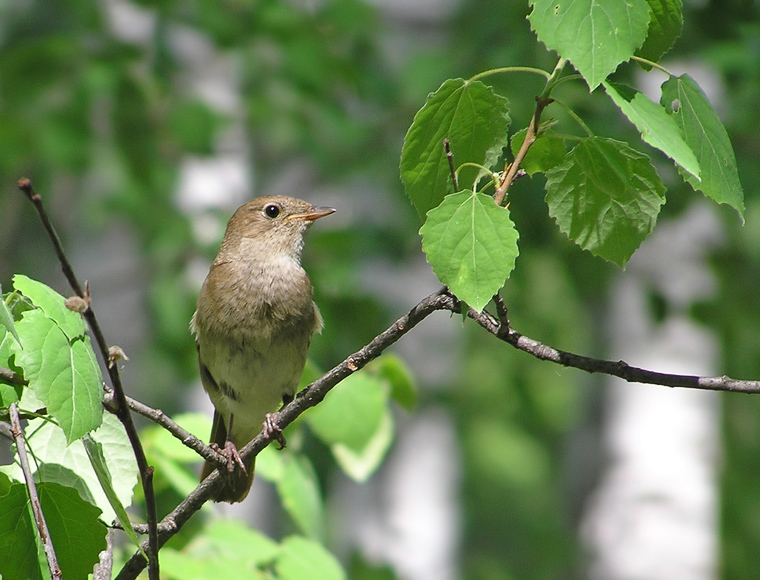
[191,196,334,502]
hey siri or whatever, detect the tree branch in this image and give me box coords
[455,294,760,394]
[18,179,160,580]
[9,403,62,580]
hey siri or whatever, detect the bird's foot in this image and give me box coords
[264,413,287,450]
[210,440,247,474]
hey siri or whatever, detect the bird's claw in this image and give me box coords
[210,440,247,474]
[264,413,287,450]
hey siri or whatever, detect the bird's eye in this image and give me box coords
[264,204,280,219]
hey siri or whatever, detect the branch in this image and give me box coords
[107,389,223,465]
[18,179,160,580]
[9,403,62,580]
[115,287,452,579]
[455,295,760,394]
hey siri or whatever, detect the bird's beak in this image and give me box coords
[286,207,336,222]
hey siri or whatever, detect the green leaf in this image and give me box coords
[510,128,567,175]
[400,78,510,217]
[14,310,103,442]
[305,371,387,452]
[528,0,651,90]
[545,137,666,266]
[277,455,324,539]
[0,482,107,580]
[276,535,346,580]
[332,412,394,483]
[82,434,144,557]
[635,0,683,63]
[0,484,40,580]
[603,81,700,179]
[8,415,138,524]
[12,275,86,340]
[420,190,519,312]
[660,74,745,220]
[38,482,107,580]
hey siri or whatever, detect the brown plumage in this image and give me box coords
[191,195,334,502]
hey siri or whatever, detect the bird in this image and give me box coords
[191,195,334,502]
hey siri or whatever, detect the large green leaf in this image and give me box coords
[635,0,683,63]
[13,310,102,442]
[529,0,651,90]
[603,81,699,179]
[660,74,744,220]
[545,137,666,266]
[400,78,510,217]
[420,190,519,312]
[38,483,107,580]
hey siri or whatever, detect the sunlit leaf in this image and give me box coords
[421,190,519,312]
[529,0,651,89]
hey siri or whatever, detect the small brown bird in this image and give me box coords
[191,195,334,502]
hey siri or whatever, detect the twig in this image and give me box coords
[0,365,27,386]
[494,95,552,206]
[9,403,62,580]
[115,287,452,579]
[109,389,224,465]
[443,139,459,191]
[18,179,160,580]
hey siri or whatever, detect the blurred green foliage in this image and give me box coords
[1,0,759,579]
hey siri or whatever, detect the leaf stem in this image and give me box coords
[468,66,551,83]
[630,55,673,76]
[552,98,595,137]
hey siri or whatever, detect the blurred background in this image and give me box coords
[1,0,759,579]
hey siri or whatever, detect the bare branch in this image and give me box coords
[459,294,760,394]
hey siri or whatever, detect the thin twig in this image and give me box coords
[111,389,224,465]
[18,179,160,580]
[443,139,459,191]
[115,287,452,580]
[0,365,27,386]
[10,402,62,580]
